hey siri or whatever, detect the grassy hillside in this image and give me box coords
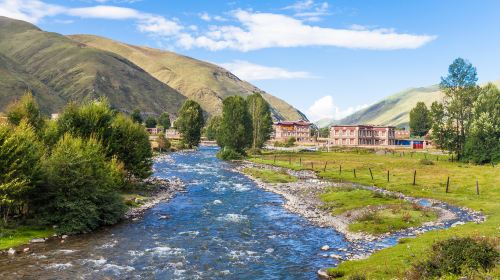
[69,34,306,121]
[0,16,186,115]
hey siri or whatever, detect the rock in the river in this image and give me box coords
[7,248,15,255]
[317,268,330,279]
[61,235,68,239]
[329,254,342,260]
[30,238,46,243]
[23,248,30,253]
[321,245,330,251]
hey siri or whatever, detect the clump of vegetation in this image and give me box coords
[326,269,345,278]
[347,274,367,280]
[1,93,154,237]
[320,188,404,215]
[406,237,499,279]
[242,168,297,183]
[217,147,244,160]
[419,158,434,165]
[175,100,205,148]
[349,204,437,234]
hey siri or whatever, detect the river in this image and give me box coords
[0,146,479,279]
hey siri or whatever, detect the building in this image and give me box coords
[395,129,410,139]
[165,128,182,140]
[329,125,396,146]
[146,127,162,135]
[273,120,313,142]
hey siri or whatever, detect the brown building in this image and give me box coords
[329,125,395,146]
[273,120,313,142]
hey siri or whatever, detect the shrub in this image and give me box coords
[347,274,366,280]
[419,159,434,165]
[216,147,244,160]
[407,237,499,279]
[327,269,345,278]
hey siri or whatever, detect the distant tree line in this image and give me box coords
[1,94,153,233]
[409,58,499,164]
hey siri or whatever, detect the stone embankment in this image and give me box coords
[236,161,485,243]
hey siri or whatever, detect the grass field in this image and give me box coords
[242,167,298,183]
[0,226,54,250]
[249,149,500,278]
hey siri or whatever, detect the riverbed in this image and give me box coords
[0,146,481,279]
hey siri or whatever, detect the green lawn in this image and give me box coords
[0,226,54,250]
[319,187,404,215]
[348,204,438,235]
[242,167,297,183]
[249,149,500,278]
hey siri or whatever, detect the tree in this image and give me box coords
[437,58,481,158]
[217,96,252,155]
[0,121,43,222]
[145,116,157,128]
[463,84,500,163]
[6,91,44,134]
[247,93,273,149]
[38,134,125,234]
[131,109,143,124]
[409,102,431,137]
[158,113,171,130]
[108,114,153,180]
[319,127,330,138]
[175,100,205,148]
[205,115,221,141]
[156,132,171,152]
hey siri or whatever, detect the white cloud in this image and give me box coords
[67,5,141,19]
[218,60,314,81]
[199,12,210,21]
[306,95,368,122]
[0,0,64,23]
[284,0,330,21]
[178,10,436,51]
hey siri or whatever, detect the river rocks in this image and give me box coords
[7,248,15,255]
[61,235,68,239]
[23,248,30,253]
[317,268,330,279]
[321,245,330,251]
[30,238,46,243]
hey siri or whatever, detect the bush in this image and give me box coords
[419,159,434,165]
[347,274,366,280]
[216,147,244,160]
[407,237,499,279]
[327,269,345,278]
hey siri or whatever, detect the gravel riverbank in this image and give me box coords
[236,161,485,243]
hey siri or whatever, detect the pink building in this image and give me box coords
[329,125,395,146]
[273,120,312,142]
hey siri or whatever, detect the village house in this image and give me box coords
[165,128,182,140]
[329,125,396,146]
[273,120,313,142]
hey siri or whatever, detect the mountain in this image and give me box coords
[317,80,500,128]
[0,16,186,115]
[69,34,306,121]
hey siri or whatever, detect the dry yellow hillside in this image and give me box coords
[69,35,306,121]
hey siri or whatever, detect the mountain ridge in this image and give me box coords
[68,34,306,121]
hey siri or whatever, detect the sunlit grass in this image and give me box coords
[242,167,297,183]
[0,226,54,250]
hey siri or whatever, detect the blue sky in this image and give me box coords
[1,0,499,121]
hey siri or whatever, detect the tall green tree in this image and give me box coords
[0,121,43,222]
[6,91,44,134]
[409,102,431,137]
[205,115,221,141]
[145,116,157,128]
[463,83,500,163]
[247,93,273,149]
[108,114,153,180]
[38,134,125,234]
[158,113,171,130]
[434,58,481,158]
[131,109,143,124]
[217,96,252,154]
[175,100,205,148]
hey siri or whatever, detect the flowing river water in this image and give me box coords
[0,146,480,279]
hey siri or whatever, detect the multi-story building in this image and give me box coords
[273,120,313,142]
[329,125,396,146]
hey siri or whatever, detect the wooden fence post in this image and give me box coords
[369,168,374,180]
[274,155,276,164]
[353,169,356,178]
[323,161,328,172]
[339,165,342,175]
[387,170,390,182]
[445,177,450,193]
[311,162,314,170]
[299,157,302,166]
[413,170,416,185]
[289,156,291,165]
[476,180,479,195]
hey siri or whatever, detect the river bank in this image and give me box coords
[235,161,484,244]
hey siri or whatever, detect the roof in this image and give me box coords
[331,124,396,129]
[275,120,312,126]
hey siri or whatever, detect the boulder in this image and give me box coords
[30,238,46,243]
[7,248,16,255]
[320,245,330,251]
[23,248,30,253]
